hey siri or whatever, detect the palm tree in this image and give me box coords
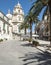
[30,0,49,17]
[19,21,29,35]
[30,0,51,44]
[48,0,51,43]
[34,17,40,34]
[26,12,35,39]
[26,11,39,39]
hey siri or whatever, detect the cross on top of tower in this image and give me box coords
[18,1,19,4]
[17,1,21,6]
[8,9,11,14]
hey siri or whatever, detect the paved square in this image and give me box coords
[0,40,51,65]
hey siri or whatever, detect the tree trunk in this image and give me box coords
[48,0,51,45]
[49,10,51,45]
[35,26,36,34]
[35,23,37,34]
[25,28,26,35]
[30,22,32,39]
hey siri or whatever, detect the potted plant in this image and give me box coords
[28,38,32,43]
[32,40,39,46]
[0,39,3,42]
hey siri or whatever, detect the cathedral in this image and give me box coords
[6,2,24,33]
[0,2,24,39]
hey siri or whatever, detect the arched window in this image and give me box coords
[3,22,5,33]
[18,10,20,13]
[18,16,21,21]
[0,27,1,32]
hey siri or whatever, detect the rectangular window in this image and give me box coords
[0,27,1,32]
[18,10,20,13]
[7,25,9,34]
[3,22,5,33]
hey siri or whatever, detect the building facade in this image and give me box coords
[0,2,24,39]
[35,15,50,40]
[0,11,12,39]
[7,2,24,33]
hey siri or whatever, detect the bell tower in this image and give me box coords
[12,1,24,33]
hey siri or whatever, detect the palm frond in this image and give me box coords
[42,6,48,19]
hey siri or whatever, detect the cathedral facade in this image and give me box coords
[6,2,24,34]
[6,2,24,39]
[0,2,24,40]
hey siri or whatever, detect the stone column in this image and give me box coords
[0,20,3,35]
[1,21,4,34]
[5,24,8,34]
[9,26,13,39]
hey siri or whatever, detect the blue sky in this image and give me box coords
[0,0,33,15]
[0,0,44,32]
[0,0,44,19]
[0,0,35,31]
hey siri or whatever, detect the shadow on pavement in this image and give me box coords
[19,51,51,65]
[21,43,32,47]
[39,44,48,47]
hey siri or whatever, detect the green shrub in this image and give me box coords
[0,39,3,42]
[28,38,32,42]
[32,40,39,46]
[5,39,7,40]
[23,38,28,41]
[4,38,7,40]
[23,38,25,41]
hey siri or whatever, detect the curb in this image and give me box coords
[36,46,51,55]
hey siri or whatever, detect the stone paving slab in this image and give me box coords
[0,40,51,65]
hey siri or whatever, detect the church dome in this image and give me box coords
[6,10,12,20]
